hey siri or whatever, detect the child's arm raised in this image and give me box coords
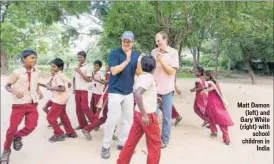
[74,68,91,82]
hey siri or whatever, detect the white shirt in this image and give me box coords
[91,70,105,95]
[134,73,157,114]
[73,63,91,91]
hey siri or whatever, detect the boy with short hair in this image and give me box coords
[90,60,105,114]
[73,51,94,130]
[117,55,161,164]
[40,58,77,142]
[0,50,43,164]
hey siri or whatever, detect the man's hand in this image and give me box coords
[142,114,150,126]
[156,52,163,63]
[125,50,132,63]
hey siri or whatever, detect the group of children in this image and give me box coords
[0,49,233,164]
[190,66,234,145]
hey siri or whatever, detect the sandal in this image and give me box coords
[175,116,182,126]
[65,133,78,138]
[82,129,92,141]
[49,135,65,143]
[13,137,23,151]
[0,150,11,164]
[112,135,118,141]
[94,126,100,131]
[202,121,208,127]
[210,133,217,138]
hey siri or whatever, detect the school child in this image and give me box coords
[73,51,94,130]
[117,55,161,164]
[81,63,110,139]
[0,50,43,164]
[203,70,234,145]
[40,58,77,142]
[44,72,72,127]
[190,66,208,127]
[90,60,105,114]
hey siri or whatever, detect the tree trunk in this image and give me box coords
[214,38,220,79]
[242,50,256,84]
[191,48,197,68]
[1,43,8,74]
[197,47,200,66]
[227,57,231,74]
[178,42,183,67]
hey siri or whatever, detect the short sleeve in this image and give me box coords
[108,50,119,67]
[169,49,179,69]
[100,72,105,80]
[54,75,65,87]
[7,71,18,84]
[86,65,92,77]
[136,74,153,90]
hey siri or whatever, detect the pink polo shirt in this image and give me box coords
[152,46,179,95]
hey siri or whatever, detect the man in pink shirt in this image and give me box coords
[152,31,179,149]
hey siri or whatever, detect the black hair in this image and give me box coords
[196,66,204,76]
[94,60,102,68]
[77,51,86,58]
[141,55,156,73]
[51,58,64,70]
[204,70,216,84]
[21,49,37,62]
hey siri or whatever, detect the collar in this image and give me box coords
[79,62,87,67]
[159,46,171,53]
[18,66,36,74]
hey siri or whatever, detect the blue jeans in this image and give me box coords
[158,92,173,144]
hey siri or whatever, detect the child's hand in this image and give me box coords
[190,88,195,92]
[42,106,49,114]
[46,84,52,91]
[142,114,150,126]
[15,92,24,99]
[74,68,81,74]
[157,97,162,103]
[68,82,72,88]
[38,92,43,99]
[176,89,182,95]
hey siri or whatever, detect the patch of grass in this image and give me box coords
[176,71,195,78]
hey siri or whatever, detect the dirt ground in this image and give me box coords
[1,75,273,164]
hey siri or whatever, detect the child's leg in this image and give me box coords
[207,118,218,136]
[59,106,76,136]
[4,105,26,151]
[194,107,205,121]
[15,104,38,137]
[81,91,96,124]
[75,91,88,129]
[90,93,97,114]
[144,113,161,164]
[219,125,230,143]
[117,112,144,164]
[47,103,65,137]
[171,105,179,119]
